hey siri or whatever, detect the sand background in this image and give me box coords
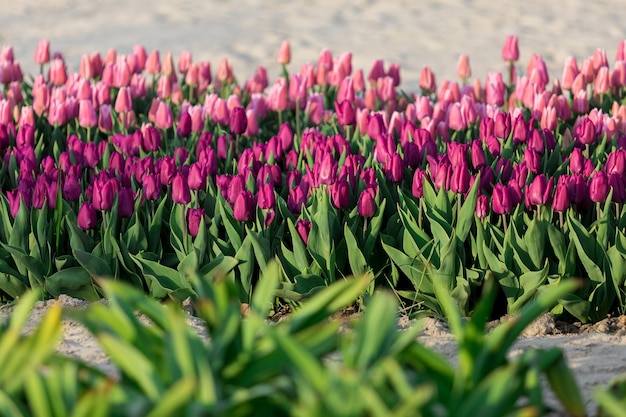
[1,1,625,90]
[1,1,626,415]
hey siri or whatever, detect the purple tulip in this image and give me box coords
[606,149,626,176]
[92,178,118,211]
[142,174,161,201]
[159,156,177,186]
[450,162,471,194]
[317,153,337,185]
[385,153,405,183]
[552,179,570,212]
[331,180,351,209]
[117,187,134,218]
[492,183,512,215]
[287,182,309,214]
[335,100,356,127]
[475,194,490,219]
[525,174,553,208]
[493,112,511,139]
[523,148,541,174]
[567,174,590,209]
[227,174,246,205]
[62,174,81,201]
[608,173,626,203]
[77,202,97,230]
[176,112,192,138]
[229,106,247,135]
[412,169,425,198]
[569,147,585,175]
[470,140,486,169]
[511,114,529,144]
[142,124,162,152]
[574,117,596,145]
[187,162,207,191]
[296,219,312,245]
[257,183,276,210]
[7,189,22,217]
[233,190,255,222]
[186,207,205,237]
[589,170,609,203]
[171,173,191,205]
[357,188,376,218]
[15,124,35,149]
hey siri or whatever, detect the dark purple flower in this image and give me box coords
[589,170,609,203]
[492,183,512,215]
[117,187,135,218]
[296,219,311,245]
[357,187,376,218]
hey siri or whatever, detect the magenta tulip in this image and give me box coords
[552,179,570,212]
[77,202,97,230]
[357,188,376,218]
[117,187,134,218]
[229,106,247,135]
[296,219,311,245]
[589,171,609,203]
[492,183,512,215]
[476,194,490,218]
[171,173,191,205]
[257,183,276,210]
[502,35,519,62]
[186,208,205,237]
[233,190,255,222]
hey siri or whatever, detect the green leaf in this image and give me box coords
[218,195,242,252]
[45,267,100,301]
[73,249,114,279]
[250,259,280,318]
[344,223,369,277]
[131,254,192,299]
[456,174,480,242]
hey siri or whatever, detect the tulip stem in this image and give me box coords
[596,201,602,223]
[295,101,301,138]
[363,217,369,244]
[559,211,564,230]
[418,198,423,230]
[501,214,508,235]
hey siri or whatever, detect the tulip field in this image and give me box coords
[1,37,626,415]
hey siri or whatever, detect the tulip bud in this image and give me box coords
[609,173,626,203]
[450,162,471,194]
[34,39,50,65]
[419,66,436,94]
[457,54,471,81]
[335,100,356,127]
[385,153,405,183]
[526,174,553,208]
[229,106,247,135]
[502,35,519,62]
[589,170,609,203]
[186,208,205,237]
[233,190,255,221]
[92,178,117,211]
[117,187,134,218]
[474,193,489,218]
[257,183,276,210]
[552,178,570,212]
[574,117,596,145]
[330,180,351,209]
[357,188,377,218]
[171,173,191,205]
[296,219,312,245]
[276,40,291,65]
[412,169,425,198]
[77,202,98,230]
[492,183,512,214]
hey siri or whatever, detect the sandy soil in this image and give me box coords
[0,0,625,90]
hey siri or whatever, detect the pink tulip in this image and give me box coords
[492,183,513,215]
[276,40,291,65]
[419,66,436,93]
[34,39,50,65]
[501,35,519,62]
[457,54,471,81]
[78,100,97,128]
[155,100,173,129]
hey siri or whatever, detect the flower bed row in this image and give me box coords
[1,37,626,322]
